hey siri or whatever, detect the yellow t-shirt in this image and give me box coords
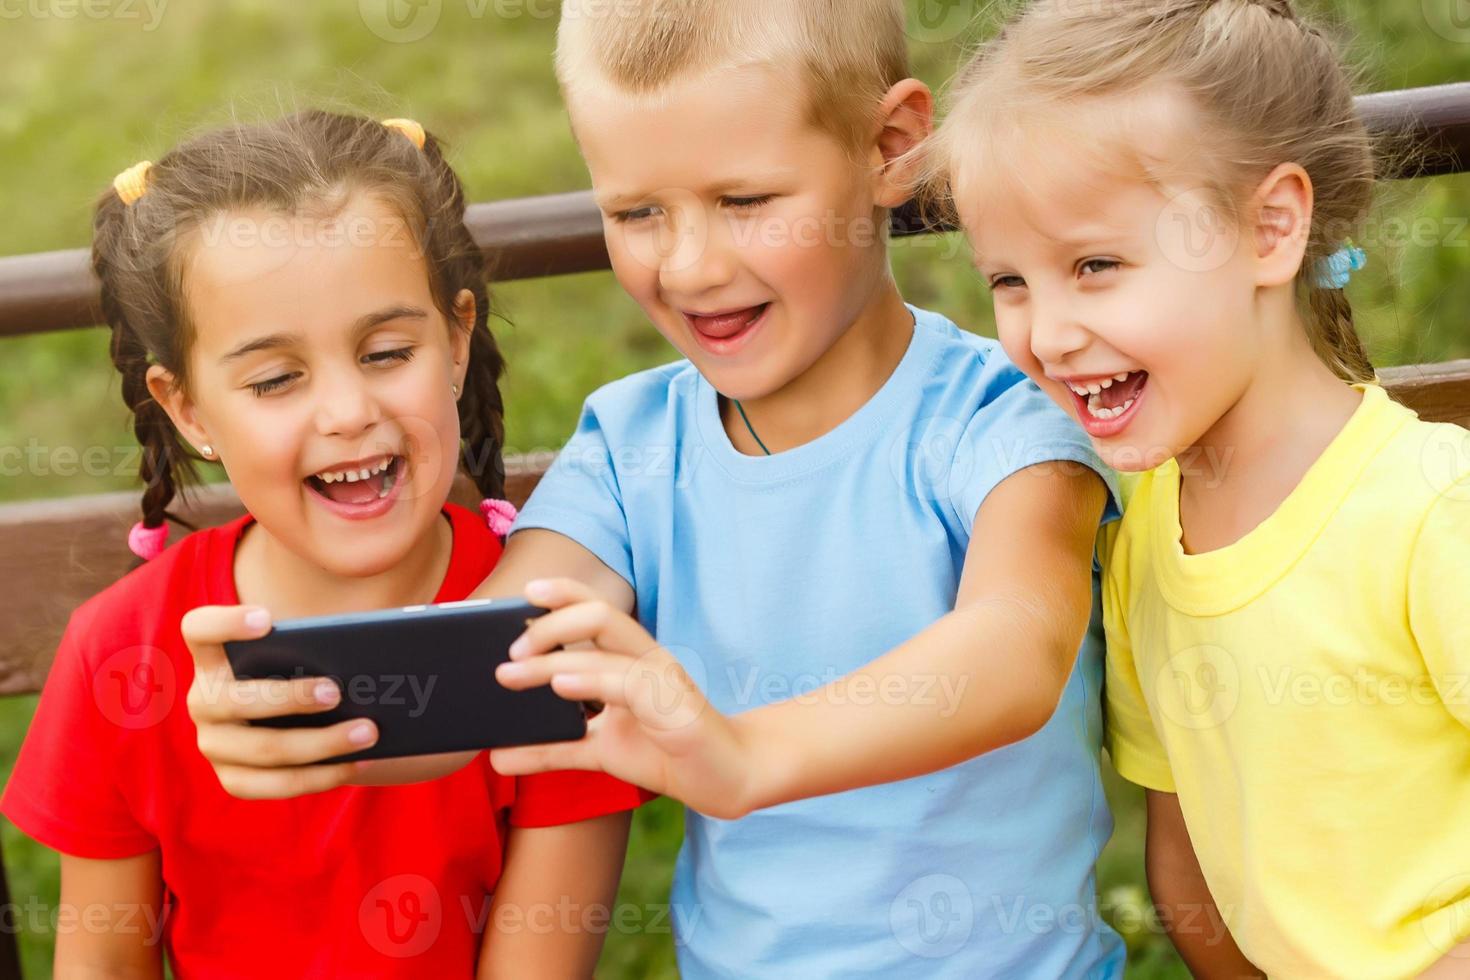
[1102,384,1470,978]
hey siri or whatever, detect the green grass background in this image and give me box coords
[0,1,1466,975]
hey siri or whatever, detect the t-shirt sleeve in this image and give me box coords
[949,361,1121,538]
[1099,523,1177,793]
[507,768,656,829]
[1,613,158,859]
[511,397,635,590]
[1409,476,1470,729]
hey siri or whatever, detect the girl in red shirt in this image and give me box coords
[2,111,647,979]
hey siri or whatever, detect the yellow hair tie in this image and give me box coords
[113,161,153,206]
[382,118,426,150]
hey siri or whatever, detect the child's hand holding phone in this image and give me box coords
[182,605,376,798]
[491,578,766,820]
[183,605,480,797]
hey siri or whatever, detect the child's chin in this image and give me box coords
[312,542,410,581]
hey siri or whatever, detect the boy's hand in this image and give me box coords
[491,579,760,819]
[182,605,375,798]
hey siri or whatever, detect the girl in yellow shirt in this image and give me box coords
[928,0,1470,976]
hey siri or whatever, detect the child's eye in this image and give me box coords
[249,373,299,398]
[615,205,662,223]
[1078,258,1121,277]
[989,274,1026,290]
[363,347,417,366]
[723,195,774,211]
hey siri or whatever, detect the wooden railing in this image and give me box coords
[0,79,1467,979]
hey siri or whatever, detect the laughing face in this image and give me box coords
[149,192,471,578]
[953,102,1267,473]
[567,64,898,404]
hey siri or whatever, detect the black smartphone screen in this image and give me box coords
[223,598,586,762]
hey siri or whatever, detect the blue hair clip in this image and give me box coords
[1313,241,1367,290]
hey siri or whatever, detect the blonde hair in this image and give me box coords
[933,0,1378,383]
[555,0,910,152]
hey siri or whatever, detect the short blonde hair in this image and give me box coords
[556,0,911,152]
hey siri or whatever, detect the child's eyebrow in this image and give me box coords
[219,306,429,363]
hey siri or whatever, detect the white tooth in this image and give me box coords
[346,471,360,483]
[1115,373,1130,382]
[359,468,371,480]
[377,459,390,473]
[1100,378,1115,390]
[1119,398,1135,412]
[1088,393,1103,412]
[1087,383,1102,395]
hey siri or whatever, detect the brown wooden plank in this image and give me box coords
[2,83,1468,338]
[1380,360,1470,427]
[0,462,549,697]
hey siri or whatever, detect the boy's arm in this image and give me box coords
[491,461,1108,816]
[476,811,633,979]
[1144,790,1261,979]
[55,851,166,979]
[184,529,633,800]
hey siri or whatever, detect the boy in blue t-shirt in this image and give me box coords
[487,2,1127,976]
[185,1,1126,975]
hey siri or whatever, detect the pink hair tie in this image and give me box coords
[128,521,169,561]
[480,499,518,538]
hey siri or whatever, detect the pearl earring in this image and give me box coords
[452,384,461,399]
[200,445,215,460]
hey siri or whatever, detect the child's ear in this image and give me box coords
[145,365,213,455]
[1251,163,1314,289]
[871,79,935,210]
[450,289,475,391]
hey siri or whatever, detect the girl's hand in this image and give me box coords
[490,579,761,819]
[182,605,375,798]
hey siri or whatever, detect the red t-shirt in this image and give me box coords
[2,504,648,977]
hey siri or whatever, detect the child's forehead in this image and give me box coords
[952,90,1205,255]
[568,62,850,197]
[179,194,436,350]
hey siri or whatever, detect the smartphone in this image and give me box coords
[223,598,586,762]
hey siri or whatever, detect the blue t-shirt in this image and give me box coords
[514,306,1126,978]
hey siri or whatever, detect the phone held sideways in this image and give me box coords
[223,598,588,762]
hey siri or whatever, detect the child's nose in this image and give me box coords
[312,369,382,438]
[658,211,737,297]
[1028,299,1092,365]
